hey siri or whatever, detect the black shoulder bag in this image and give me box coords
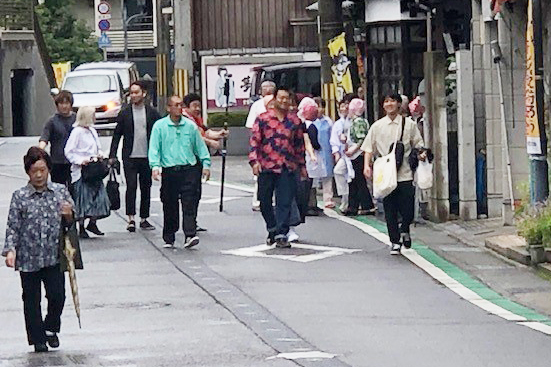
[388,118,405,170]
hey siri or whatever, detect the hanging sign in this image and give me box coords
[525,0,541,155]
[328,32,353,102]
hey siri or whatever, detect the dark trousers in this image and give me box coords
[193,163,203,211]
[123,158,152,218]
[348,155,374,212]
[51,163,71,187]
[160,166,200,243]
[20,264,65,345]
[258,168,297,238]
[382,181,415,244]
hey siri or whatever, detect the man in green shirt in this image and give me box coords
[149,96,211,249]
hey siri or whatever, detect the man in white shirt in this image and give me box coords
[362,93,425,255]
[245,80,276,210]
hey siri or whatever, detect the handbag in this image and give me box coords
[388,117,405,170]
[106,167,120,210]
[372,124,402,199]
[81,159,109,183]
[415,160,434,190]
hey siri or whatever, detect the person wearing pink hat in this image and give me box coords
[343,98,375,216]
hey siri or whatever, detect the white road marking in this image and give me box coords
[219,182,551,337]
[206,180,255,193]
[222,243,361,263]
[324,208,551,335]
[266,351,336,360]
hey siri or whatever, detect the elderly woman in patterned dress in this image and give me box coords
[2,147,74,353]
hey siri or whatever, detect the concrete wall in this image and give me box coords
[0,31,55,136]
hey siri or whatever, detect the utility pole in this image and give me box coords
[173,0,194,97]
[530,0,549,203]
[318,0,343,118]
[155,0,172,108]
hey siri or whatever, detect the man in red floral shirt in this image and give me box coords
[249,87,307,248]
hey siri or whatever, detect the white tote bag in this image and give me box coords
[415,160,433,190]
[372,126,401,199]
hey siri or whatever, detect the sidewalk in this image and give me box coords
[212,155,551,318]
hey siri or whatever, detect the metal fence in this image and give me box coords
[0,0,33,30]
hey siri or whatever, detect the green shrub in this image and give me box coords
[207,112,249,128]
[517,200,551,248]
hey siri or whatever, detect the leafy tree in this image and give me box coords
[35,0,102,65]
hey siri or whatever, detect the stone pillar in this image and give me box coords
[456,50,477,220]
[497,9,530,222]
[424,51,449,222]
[173,0,194,95]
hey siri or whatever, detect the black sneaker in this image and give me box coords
[401,233,412,249]
[127,220,136,232]
[140,220,155,231]
[275,237,291,249]
[266,236,275,246]
[390,243,401,255]
[163,242,174,249]
[34,343,48,353]
[196,225,207,232]
[184,236,199,249]
[46,332,59,348]
[86,223,104,236]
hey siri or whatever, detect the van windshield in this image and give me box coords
[64,75,118,94]
[113,69,130,89]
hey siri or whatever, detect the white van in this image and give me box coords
[75,61,139,92]
[59,69,125,129]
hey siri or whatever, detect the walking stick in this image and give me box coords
[219,121,228,212]
[220,75,231,212]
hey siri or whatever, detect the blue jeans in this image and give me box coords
[258,168,297,239]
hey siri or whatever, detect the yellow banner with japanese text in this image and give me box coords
[328,32,353,102]
[52,62,72,89]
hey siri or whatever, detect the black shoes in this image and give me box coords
[34,343,48,353]
[46,332,59,348]
[196,225,207,232]
[401,233,412,249]
[275,237,291,249]
[140,220,155,231]
[79,226,90,239]
[127,220,136,232]
[86,222,104,236]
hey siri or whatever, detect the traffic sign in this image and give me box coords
[98,19,111,32]
[98,1,110,14]
[94,0,111,36]
[98,32,112,48]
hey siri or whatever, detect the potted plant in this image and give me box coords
[518,212,546,265]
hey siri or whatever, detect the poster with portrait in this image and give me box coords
[206,64,261,110]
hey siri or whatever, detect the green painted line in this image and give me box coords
[353,215,551,323]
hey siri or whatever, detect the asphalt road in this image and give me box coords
[0,137,550,367]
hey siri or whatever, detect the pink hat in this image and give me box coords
[348,98,365,117]
[408,96,424,117]
[298,97,318,121]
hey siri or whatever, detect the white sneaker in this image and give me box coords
[390,243,401,255]
[184,236,200,249]
[287,227,299,242]
[163,242,174,249]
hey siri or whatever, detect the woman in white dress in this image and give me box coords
[64,106,111,238]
